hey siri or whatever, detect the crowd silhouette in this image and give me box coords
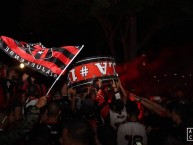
[0,64,193,145]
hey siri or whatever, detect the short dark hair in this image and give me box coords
[110,99,125,112]
[126,101,139,117]
[47,102,60,117]
[97,124,117,145]
[63,117,94,145]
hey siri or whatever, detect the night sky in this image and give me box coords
[0,0,193,96]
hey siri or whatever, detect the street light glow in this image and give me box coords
[20,63,25,69]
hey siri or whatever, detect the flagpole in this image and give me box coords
[46,45,84,96]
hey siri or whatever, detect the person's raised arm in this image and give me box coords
[118,79,128,105]
[68,88,76,111]
[130,93,167,117]
[0,96,47,145]
[95,79,110,119]
[95,79,105,105]
[61,82,68,97]
[112,79,127,105]
[143,97,165,112]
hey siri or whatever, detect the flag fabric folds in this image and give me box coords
[0,36,83,78]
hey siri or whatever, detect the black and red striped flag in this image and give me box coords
[0,36,83,78]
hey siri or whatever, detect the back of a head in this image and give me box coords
[47,102,60,117]
[110,98,125,113]
[97,124,117,145]
[53,91,62,100]
[126,101,140,117]
[62,117,94,145]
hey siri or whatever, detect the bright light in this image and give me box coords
[20,63,25,69]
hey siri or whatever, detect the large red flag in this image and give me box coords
[0,36,83,78]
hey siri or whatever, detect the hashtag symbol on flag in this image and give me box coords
[80,66,89,77]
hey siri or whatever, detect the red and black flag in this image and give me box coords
[0,36,83,78]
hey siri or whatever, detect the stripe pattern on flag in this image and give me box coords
[0,36,83,78]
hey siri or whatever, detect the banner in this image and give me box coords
[0,36,83,78]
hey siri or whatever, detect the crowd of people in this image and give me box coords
[0,64,193,145]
